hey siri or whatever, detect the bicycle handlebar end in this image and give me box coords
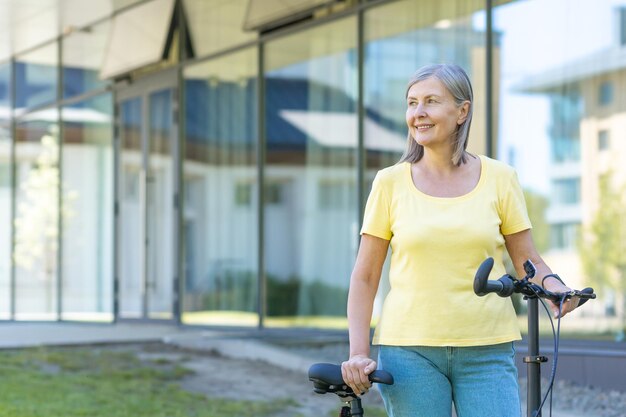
[369,369,394,386]
[473,257,494,296]
[577,287,596,307]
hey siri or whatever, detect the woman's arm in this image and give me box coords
[504,229,580,318]
[341,233,389,395]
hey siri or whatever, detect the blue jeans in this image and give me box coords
[377,343,521,417]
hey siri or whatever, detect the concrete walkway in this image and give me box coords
[0,321,190,348]
[0,322,590,417]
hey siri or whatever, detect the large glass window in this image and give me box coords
[117,82,176,321]
[264,18,358,328]
[61,93,113,321]
[549,88,582,163]
[62,20,111,98]
[494,0,626,327]
[118,96,142,318]
[182,48,258,326]
[14,110,59,320]
[550,222,580,250]
[0,62,11,319]
[553,178,581,205]
[15,43,58,113]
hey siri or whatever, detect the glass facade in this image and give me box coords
[0,0,623,333]
[15,43,58,113]
[264,17,358,327]
[118,97,143,318]
[61,93,114,321]
[182,48,258,326]
[62,20,111,98]
[0,62,11,319]
[116,72,178,321]
[14,110,59,320]
[146,87,175,319]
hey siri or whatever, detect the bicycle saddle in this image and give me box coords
[308,363,394,398]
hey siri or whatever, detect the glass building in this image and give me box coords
[0,0,624,332]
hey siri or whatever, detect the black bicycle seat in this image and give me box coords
[308,363,394,398]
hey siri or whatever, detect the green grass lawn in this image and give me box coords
[0,346,297,417]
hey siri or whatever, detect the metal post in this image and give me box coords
[486,0,494,158]
[256,44,266,329]
[349,398,364,417]
[526,297,544,417]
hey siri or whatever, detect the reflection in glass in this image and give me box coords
[494,0,626,328]
[62,21,111,98]
[118,87,176,320]
[15,43,58,113]
[147,88,174,319]
[61,93,113,321]
[119,97,143,318]
[0,62,10,318]
[14,110,59,320]
[264,18,358,328]
[182,48,258,326]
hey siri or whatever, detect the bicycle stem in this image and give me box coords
[526,297,545,417]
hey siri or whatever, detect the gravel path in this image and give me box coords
[135,342,385,417]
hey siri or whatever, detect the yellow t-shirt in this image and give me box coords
[362,155,530,347]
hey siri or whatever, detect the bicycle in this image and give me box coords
[474,257,596,417]
[308,362,394,417]
[308,258,594,417]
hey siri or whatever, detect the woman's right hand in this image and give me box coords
[341,354,377,396]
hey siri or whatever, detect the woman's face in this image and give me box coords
[405,77,469,150]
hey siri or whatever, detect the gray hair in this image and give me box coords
[398,63,474,166]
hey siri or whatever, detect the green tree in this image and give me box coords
[524,189,550,253]
[504,189,549,315]
[579,172,626,340]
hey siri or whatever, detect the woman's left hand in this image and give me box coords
[542,277,580,318]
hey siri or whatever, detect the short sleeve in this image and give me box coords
[360,172,392,240]
[499,170,532,235]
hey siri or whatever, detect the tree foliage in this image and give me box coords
[580,173,626,290]
[579,172,626,335]
[523,189,550,253]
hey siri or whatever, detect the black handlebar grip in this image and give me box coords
[474,258,517,297]
[577,287,595,307]
[474,257,495,296]
[369,370,394,385]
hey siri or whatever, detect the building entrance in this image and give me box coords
[115,71,179,320]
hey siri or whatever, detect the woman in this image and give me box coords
[340,63,579,417]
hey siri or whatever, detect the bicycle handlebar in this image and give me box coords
[308,363,394,398]
[473,257,596,305]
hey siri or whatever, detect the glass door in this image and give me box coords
[116,72,178,320]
